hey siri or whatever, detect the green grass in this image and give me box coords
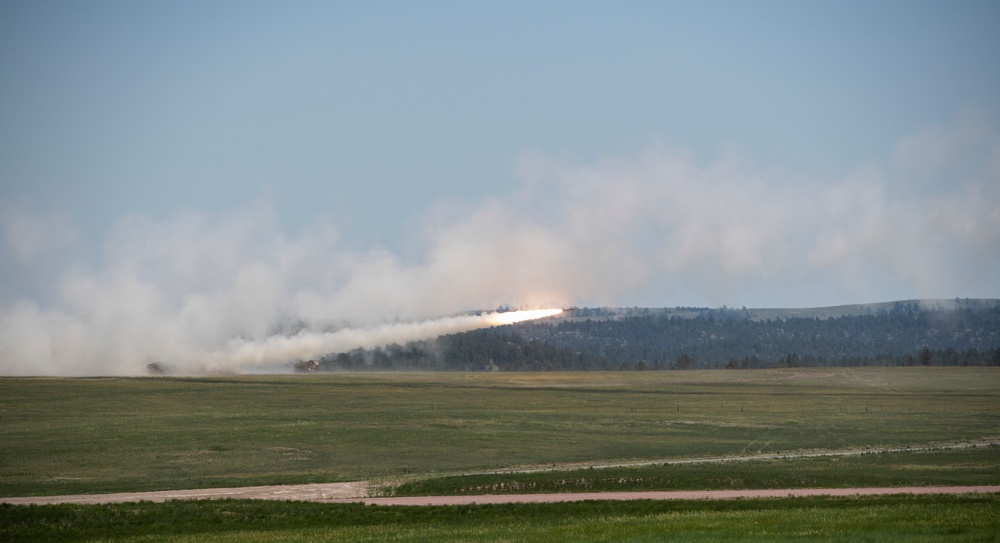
[1,368,998,497]
[3,495,999,542]
[392,446,1000,496]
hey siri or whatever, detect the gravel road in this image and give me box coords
[342,486,1000,506]
[3,484,997,506]
[5,442,996,507]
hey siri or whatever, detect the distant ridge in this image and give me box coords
[313,299,1000,371]
[738,298,1000,321]
[549,298,1000,322]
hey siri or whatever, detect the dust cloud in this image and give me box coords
[1,115,997,375]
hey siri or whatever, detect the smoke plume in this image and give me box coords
[194,309,562,374]
[1,114,998,376]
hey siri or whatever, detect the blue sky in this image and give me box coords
[1,1,999,373]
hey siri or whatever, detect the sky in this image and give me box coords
[1,1,999,374]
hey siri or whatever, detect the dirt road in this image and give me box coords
[5,442,996,507]
[3,484,997,507]
[344,486,1000,506]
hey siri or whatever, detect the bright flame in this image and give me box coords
[486,308,564,325]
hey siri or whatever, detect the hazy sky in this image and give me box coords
[1,1,999,373]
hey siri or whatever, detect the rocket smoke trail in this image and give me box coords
[192,308,563,374]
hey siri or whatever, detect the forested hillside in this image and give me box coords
[315,301,1000,372]
[505,302,1000,369]
[316,331,605,372]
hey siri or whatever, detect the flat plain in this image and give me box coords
[1,367,997,497]
[2,367,999,542]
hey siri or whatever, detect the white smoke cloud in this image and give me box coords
[1,113,998,375]
[1,207,78,265]
[197,309,562,374]
[504,112,1000,305]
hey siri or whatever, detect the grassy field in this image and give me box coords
[1,367,998,497]
[391,446,1000,496]
[3,495,999,542]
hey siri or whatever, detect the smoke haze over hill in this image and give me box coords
[2,120,1000,375]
